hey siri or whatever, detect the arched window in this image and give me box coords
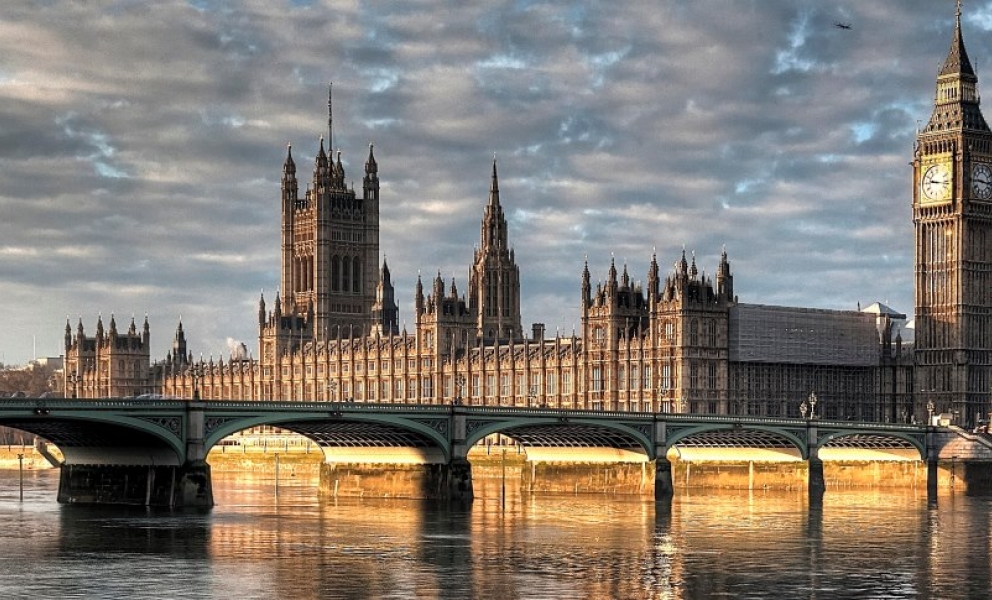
[689,319,699,346]
[353,257,361,294]
[331,256,340,292]
[342,258,351,293]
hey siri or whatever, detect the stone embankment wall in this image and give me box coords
[0,446,58,470]
[672,460,933,492]
[206,446,321,475]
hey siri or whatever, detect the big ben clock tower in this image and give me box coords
[914,1,992,427]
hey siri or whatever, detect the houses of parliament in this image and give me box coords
[62,4,992,428]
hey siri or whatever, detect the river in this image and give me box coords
[0,469,988,599]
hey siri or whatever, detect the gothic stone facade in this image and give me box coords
[64,131,911,421]
[72,8,992,425]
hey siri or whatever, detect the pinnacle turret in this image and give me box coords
[924,0,988,133]
[939,1,974,78]
[283,143,295,175]
[365,143,377,174]
[489,157,500,207]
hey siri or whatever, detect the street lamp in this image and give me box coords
[927,399,935,426]
[325,380,337,402]
[808,392,818,420]
[455,375,465,406]
[190,360,205,400]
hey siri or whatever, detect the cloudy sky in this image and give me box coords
[0,0,987,365]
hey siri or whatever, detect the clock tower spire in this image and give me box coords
[914,0,992,427]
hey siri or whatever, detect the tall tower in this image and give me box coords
[914,1,992,427]
[275,86,380,344]
[469,159,523,342]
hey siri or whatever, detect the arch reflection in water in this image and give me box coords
[0,471,991,598]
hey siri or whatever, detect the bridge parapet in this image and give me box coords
[0,397,954,505]
[935,427,992,460]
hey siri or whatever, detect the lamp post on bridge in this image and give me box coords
[657,382,670,413]
[800,392,818,420]
[455,375,465,406]
[189,360,205,400]
[325,380,337,403]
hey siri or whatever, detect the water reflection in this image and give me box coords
[0,470,990,599]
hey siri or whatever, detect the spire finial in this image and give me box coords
[489,157,500,206]
[327,81,334,148]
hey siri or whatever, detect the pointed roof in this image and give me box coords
[924,0,989,133]
[365,142,377,173]
[939,1,974,78]
[316,136,328,165]
[861,301,907,320]
[489,156,500,207]
[284,143,295,171]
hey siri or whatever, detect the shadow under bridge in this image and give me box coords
[206,412,452,465]
[466,416,654,463]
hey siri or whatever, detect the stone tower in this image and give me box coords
[469,159,523,342]
[913,1,992,427]
[64,315,151,398]
[370,259,399,337]
[274,86,380,344]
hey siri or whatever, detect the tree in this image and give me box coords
[0,362,59,445]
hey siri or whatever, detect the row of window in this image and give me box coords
[590,318,720,347]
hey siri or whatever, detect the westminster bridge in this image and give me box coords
[0,398,990,507]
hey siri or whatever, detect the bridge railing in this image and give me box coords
[0,397,929,433]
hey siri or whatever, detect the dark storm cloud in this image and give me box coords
[0,0,980,363]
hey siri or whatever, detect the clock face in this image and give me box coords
[973,164,992,199]
[922,164,952,201]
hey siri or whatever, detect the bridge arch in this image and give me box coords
[204,412,452,462]
[465,418,654,459]
[0,413,186,465]
[665,424,809,458]
[818,431,926,460]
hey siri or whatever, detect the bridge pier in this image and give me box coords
[927,433,939,506]
[806,422,825,502]
[654,455,674,500]
[57,461,213,507]
[807,454,825,503]
[448,457,474,502]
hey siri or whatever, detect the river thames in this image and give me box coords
[0,469,989,599]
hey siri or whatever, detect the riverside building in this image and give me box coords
[66,3,992,426]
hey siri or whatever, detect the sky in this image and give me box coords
[0,0,988,366]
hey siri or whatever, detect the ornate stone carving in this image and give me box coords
[137,416,182,436]
[204,416,243,437]
[466,419,500,436]
[413,418,448,436]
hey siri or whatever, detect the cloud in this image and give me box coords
[0,0,970,364]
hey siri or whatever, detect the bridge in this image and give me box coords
[0,398,980,507]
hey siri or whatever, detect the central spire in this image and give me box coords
[470,158,521,342]
[489,155,500,207]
